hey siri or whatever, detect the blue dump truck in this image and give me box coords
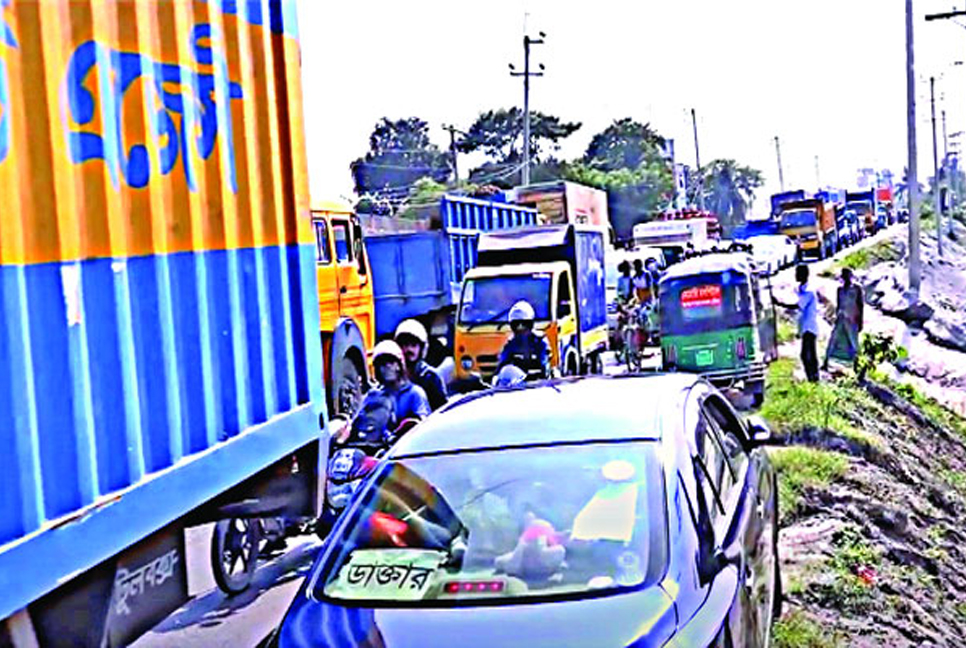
[1,2,326,645]
[770,189,809,218]
[732,218,780,240]
[364,195,538,360]
[846,189,880,236]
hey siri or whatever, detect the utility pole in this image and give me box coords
[931,77,944,256]
[691,108,704,209]
[908,0,921,296]
[815,155,821,188]
[442,124,464,184]
[510,32,545,186]
[774,136,785,192]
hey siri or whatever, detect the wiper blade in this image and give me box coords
[464,305,513,331]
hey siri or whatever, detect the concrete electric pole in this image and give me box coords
[931,77,944,257]
[442,124,465,184]
[510,32,545,186]
[691,108,704,209]
[774,136,785,192]
[907,0,922,296]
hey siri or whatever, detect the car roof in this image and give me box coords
[389,374,699,458]
[659,252,755,281]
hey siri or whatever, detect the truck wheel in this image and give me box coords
[332,356,363,418]
[211,518,260,595]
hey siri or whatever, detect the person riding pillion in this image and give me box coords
[362,340,431,426]
[497,300,552,380]
[394,319,448,411]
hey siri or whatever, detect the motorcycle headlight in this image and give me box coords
[460,355,474,370]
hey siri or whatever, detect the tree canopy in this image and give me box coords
[350,117,452,208]
[457,108,581,186]
[691,159,764,233]
[582,118,666,172]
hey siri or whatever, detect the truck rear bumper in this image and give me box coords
[0,404,322,623]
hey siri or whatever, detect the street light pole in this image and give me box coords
[774,136,785,192]
[931,76,944,256]
[443,124,461,184]
[510,32,545,186]
[691,108,704,209]
[907,0,921,296]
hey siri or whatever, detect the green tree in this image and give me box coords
[691,159,764,234]
[457,108,581,187]
[350,117,452,210]
[566,118,674,240]
[582,118,665,172]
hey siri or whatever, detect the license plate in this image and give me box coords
[695,349,715,366]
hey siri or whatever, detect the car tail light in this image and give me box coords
[444,581,505,594]
[736,337,747,360]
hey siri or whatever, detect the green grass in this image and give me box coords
[940,468,966,495]
[817,526,880,613]
[871,372,966,440]
[761,359,873,444]
[777,318,797,345]
[957,602,966,621]
[769,446,849,521]
[773,610,841,648]
[821,240,901,277]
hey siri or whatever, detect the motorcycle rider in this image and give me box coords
[497,300,551,380]
[354,340,431,442]
[394,319,448,411]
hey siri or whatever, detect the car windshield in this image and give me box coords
[780,210,817,229]
[459,275,552,325]
[660,271,754,333]
[312,442,668,606]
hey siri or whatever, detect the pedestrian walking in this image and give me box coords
[776,264,821,382]
[824,268,864,370]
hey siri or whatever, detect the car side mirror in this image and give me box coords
[746,415,774,445]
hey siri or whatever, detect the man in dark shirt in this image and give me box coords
[395,319,448,411]
[497,301,551,380]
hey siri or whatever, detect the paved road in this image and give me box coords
[133,525,320,648]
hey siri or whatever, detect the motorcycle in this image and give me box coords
[210,394,416,595]
[620,300,656,372]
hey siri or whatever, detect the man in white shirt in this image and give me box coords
[777,264,821,382]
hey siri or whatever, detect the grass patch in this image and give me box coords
[821,240,901,277]
[957,601,966,621]
[761,359,874,444]
[777,317,797,345]
[940,468,966,495]
[769,446,849,521]
[818,526,880,613]
[871,372,966,439]
[773,610,841,648]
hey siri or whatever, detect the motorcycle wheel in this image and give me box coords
[211,518,261,595]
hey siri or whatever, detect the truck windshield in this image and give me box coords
[660,271,754,334]
[846,202,871,216]
[780,210,817,229]
[459,275,552,325]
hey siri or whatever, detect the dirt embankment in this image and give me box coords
[766,222,966,646]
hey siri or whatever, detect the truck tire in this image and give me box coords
[332,355,364,418]
[211,518,260,595]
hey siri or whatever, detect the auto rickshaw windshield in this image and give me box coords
[660,271,755,336]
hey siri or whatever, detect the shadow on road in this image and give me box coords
[146,539,321,636]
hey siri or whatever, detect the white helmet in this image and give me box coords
[508,300,535,323]
[371,340,405,367]
[494,364,527,388]
[394,319,428,346]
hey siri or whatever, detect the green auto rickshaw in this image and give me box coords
[659,252,778,406]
